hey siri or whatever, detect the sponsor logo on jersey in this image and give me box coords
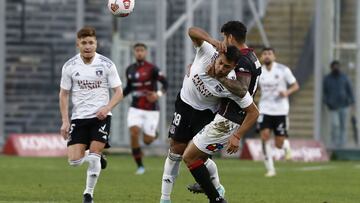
[78,80,102,90]
[206,143,224,152]
[192,74,213,97]
[75,72,80,77]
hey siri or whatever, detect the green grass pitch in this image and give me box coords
[0,155,359,203]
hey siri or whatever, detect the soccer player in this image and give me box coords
[186,20,262,195]
[258,47,299,177]
[123,43,168,174]
[160,21,257,203]
[59,26,123,203]
[182,70,259,203]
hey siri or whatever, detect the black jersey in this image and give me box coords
[123,61,168,110]
[217,48,261,124]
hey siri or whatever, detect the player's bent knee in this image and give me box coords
[143,136,155,145]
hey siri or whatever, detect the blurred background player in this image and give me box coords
[257,47,299,177]
[59,26,123,203]
[123,43,168,175]
[323,60,355,148]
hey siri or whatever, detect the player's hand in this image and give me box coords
[279,91,289,98]
[146,91,159,103]
[96,106,110,120]
[60,121,70,140]
[212,40,227,53]
[206,63,216,78]
[226,134,240,154]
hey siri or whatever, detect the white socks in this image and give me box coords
[204,159,221,189]
[262,140,275,172]
[84,153,101,197]
[160,151,182,201]
[282,139,291,152]
[68,150,89,167]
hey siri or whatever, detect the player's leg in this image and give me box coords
[274,116,291,160]
[143,110,159,145]
[183,141,225,203]
[82,117,111,202]
[82,141,105,203]
[258,114,275,177]
[67,119,89,166]
[127,107,145,173]
[160,139,187,203]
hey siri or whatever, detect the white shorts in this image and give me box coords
[127,107,160,136]
[193,114,239,155]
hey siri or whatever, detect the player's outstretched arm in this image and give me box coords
[188,27,225,52]
[59,88,70,140]
[226,102,259,154]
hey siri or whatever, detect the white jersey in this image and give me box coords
[60,53,122,120]
[180,41,235,113]
[258,62,296,115]
[198,73,253,109]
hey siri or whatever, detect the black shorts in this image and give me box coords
[168,94,216,143]
[67,116,111,149]
[257,114,288,136]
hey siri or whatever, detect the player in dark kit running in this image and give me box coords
[123,43,168,174]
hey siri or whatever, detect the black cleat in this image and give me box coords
[100,154,107,169]
[83,193,93,203]
[211,197,227,203]
[187,182,204,194]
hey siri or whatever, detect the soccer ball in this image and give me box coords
[108,0,135,17]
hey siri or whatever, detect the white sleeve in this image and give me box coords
[284,67,296,85]
[228,92,253,109]
[108,64,122,88]
[195,41,217,65]
[60,64,72,90]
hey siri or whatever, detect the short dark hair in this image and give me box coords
[221,21,247,43]
[224,45,242,64]
[133,43,147,50]
[330,60,340,67]
[262,47,275,53]
[77,26,96,39]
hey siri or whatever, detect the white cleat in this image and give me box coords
[285,149,292,161]
[265,170,276,177]
[135,166,145,175]
[160,199,171,203]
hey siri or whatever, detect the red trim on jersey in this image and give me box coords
[240,48,253,55]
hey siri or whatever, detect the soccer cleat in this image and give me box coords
[100,154,107,170]
[135,166,145,175]
[212,197,227,203]
[83,193,93,203]
[265,170,276,177]
[187,182,203,194]
[187,183,225,198]
[160,199,171,203]
[284,148,292,161]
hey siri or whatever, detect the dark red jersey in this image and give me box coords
[217,48,261,124]
[123,61,168,110]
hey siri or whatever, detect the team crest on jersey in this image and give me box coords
[169,124,176,134]
[215,84,224,93]
[96,70,103,77]
[206,143,224,152]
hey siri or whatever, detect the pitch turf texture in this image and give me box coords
[0,155,359,203]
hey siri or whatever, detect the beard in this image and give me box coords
[263,59,272,66]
